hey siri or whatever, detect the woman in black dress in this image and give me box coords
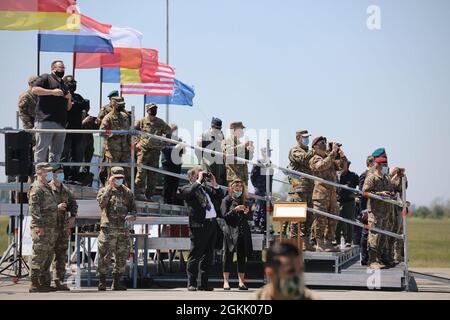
[221,178,253,290]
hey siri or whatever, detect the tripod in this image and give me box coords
[0,179,30,279]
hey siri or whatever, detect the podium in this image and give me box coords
[272,201,307,250]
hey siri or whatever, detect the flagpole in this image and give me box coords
[143,95,146,117]
[165,0,170,123]
[72,53,76,78]
[99,68,103,109]
[37,34,41,75]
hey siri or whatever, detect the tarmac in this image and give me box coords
[0,268,449,300]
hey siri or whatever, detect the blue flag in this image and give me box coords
[145,79,195,106]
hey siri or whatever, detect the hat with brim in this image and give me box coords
[111,96,125,106]
[296,129,311,138]
[230,121,245,129]
[111,166,125,178]
[211,117,222,129]
[146,103,158,111]
[35,162,53,172]
[230,178,244,186]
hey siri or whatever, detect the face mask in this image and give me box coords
[114,178,123,187]
[278,274,305,300]
[317,143,326,152]
[302,137,309,146]
[55,172,64,183]
[45,172,53,182]
[54,70,65,78]
[117,105,125,111]
[149,110,157,116]
[381,166,389,175]
[233,191,242,198]
[67,83,77,92]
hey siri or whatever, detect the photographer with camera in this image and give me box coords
[221,178,253,291]
[180,167,224,291]
[32,60,72,163]
[61,75,90,183]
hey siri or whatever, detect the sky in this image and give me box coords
[0,0,449,206]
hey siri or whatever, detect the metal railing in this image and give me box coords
[1,113,411,290]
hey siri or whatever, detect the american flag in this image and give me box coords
[120,63,175,96]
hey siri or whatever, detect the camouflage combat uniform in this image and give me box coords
[285,144,314,245]
[97,103,113,185]
[28,179,58,287]
[134,116,171,199]
[309,150,347,249]
[100,110,131,184]
[18,90,37,181]
[49,180,78,284]
[96,184,137,277]
[363,169,395,268]
[222,136,254,186]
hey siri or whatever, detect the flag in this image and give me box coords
[38,15,113,53]
[119,64,177,96]
[145,79,195,106]
[0,0,80,31]
[120,80,175,96]
[101,62,174,83]
[74,26,147,69]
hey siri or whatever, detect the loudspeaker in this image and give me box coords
[5,131,33,177]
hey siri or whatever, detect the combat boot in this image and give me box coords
[368,250,386,270]
[112,273,127,291]
[29,275,49,293]
[98,274,107,291]
[315,238,326,252]
[323,240,340,252]
[302,237,315,251]
[40,275,57,292]
[54,279,70,291]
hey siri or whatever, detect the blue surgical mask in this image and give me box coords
[114,178,123,187]
[233,191,242,198]
[45,172,53,182]
[381,166,389,175]
[56,172,64,183]
[302,137,309,146]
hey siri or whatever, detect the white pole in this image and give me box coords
[402,177,410,291]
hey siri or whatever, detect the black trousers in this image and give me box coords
[162,163,181,204]
[223,237,247,274]
[61,133,84,180]
[187,220,218,288]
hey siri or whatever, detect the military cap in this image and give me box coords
[111,96,125,105]
[374,156,388,164]
[372,148,386,157]
[35,162,53,172]
[311,136,326,147]
[107,90,119,98]
[296,129,311,137]
[145,103,158,111]
[111,166,125,178]
[51,163,64,172]
[211,117,222,128]
[230,121,245,129]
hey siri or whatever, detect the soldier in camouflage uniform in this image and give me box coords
[28,162,59,293]
[134,103,171,201]
[97,90,119,185]
[97,167,137,291]
[100,96,131,186]
[309,137,347,252]
[49,164,78,290]
[222,121,254,187]
[284,130,315,251]
[195,117,227,186]
[18,75,39,182]
[363,154,395,269]
[390,167,407,264]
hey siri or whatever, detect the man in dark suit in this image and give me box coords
[180,167,223,291]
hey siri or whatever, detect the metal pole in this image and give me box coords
[165,0,170,123]
[265,139,271,249]
[130,106,135,193]
[402,177,410,291]
[37,34,41,75]
[72,53,76,78]
[16,111,19,130]
[99,68,103,109]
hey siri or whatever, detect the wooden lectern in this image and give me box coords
[272,202,307,250]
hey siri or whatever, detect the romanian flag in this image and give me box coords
[74,26,148,69]
[38,15,113,53]
[0,0,80,32]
